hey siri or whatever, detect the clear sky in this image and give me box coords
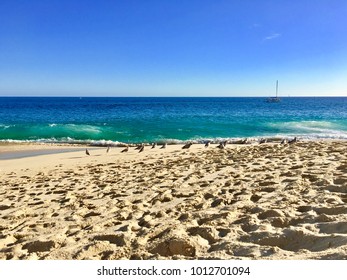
[0,0,346,96]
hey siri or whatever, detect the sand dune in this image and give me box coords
[1,141,347,260]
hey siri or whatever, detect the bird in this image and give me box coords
[217,142,225,149]
[204,141,210,148]
[85,148,90,156]
[182,142,192,149]
[151,143,156,149]
[135,143,143,150]
[121,146,129,153]
[139,144,145,153]
[106,146,110,153]
[160,143,167,149]
[288,137,297,144]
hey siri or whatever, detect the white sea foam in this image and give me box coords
[0,124,13,129]
[270,120,343,130]
[268,120,347,140]
[273,133,347,140]
[0,138,125,146]
[45,123,103,134]
[1,132,347,147]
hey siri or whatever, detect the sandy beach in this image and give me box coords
[1,140,347,260]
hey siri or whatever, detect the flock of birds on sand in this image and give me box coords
[85,137,298,156]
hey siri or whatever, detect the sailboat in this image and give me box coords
[266,80,280,103]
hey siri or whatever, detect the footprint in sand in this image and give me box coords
[242,228,347,252]
[22,240,56,253]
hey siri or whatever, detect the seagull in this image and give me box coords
[182,142,192,149]
[205,141,210,148]
[121,146,129,153]
[217,142,225,149]
[106,146,110,153]
[288,137,297,144]
[151,143,156,149]
[135,143,143,150]
[160,143,167,149]
[85,148,90,156]
[139,144,145,153]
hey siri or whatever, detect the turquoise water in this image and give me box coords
[1,97,347,145]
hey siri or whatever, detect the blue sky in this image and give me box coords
[0,0,346,96]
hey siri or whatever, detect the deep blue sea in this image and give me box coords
[1,97,347,145]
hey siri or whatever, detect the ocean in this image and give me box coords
[1,97,347,145]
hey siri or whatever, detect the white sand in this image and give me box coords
[1,140,347,260]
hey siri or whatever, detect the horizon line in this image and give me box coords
[0,95,346,98]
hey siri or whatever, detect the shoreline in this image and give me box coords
[0,147,89,160]
[0,137,347,161]
[2,135,347,147]
[1,139,347,260]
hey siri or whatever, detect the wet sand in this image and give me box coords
[1,140,347,260]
